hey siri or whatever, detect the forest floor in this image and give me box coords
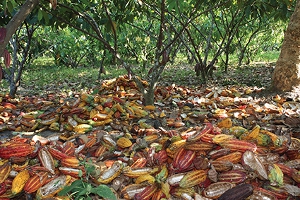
[1,61,300,199]
[1,61,300,141]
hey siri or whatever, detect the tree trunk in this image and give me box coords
[143,87,155,106]
[271,0,300,91]
[0,0,39,56]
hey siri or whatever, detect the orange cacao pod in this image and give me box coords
[0,142,34,159]
[24,171,48,193]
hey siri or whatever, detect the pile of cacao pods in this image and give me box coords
[0,75,299,199]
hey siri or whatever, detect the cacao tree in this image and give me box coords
[188,5,242,80]
[0,0,57,97]
[3,22,39,97]
[40,0,207,105]
[271,0,300,92]
[0,0,40,57]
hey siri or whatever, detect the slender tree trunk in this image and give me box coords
[271,0,300,91]
[238,47,245,67]
[98,50,106,80]
[0,0,39,56]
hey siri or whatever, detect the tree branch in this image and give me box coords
[0,0,39,56]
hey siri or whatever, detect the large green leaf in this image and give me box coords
[58,179,85,196]
[91,185,117,200]
[37,9,43,21]
[6,0,17,14]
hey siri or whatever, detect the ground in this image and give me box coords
[2,62,300,139]
[1,62,300,199]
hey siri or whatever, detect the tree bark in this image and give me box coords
[271,0,300,91]
[0,0,39,56]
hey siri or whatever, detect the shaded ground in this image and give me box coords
[2,62,299,143]
[0,130,55,141]
[1,62,300,140]
[1,62,300,199]
[162,62,300,101]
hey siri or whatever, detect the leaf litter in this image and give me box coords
[0,68,300,199]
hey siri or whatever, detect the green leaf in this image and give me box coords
[167,0,176,12]
[6,0,14,14]
[86,184,92,194]
[38,9,43,21]
[75,188,88,198]
[58,180,84,196]
[2,0,7,11]
[245,6,251,18]
[86,196,92,200]
[74,195,86,200]
[91,185,117,200]
[78,169,83,178]
[41,10,49,24]
[91,88,99,95]
[155,165,168,183]
[99,18,108,25]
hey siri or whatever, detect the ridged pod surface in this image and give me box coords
[0,142,34,159]
[0,76,299,199]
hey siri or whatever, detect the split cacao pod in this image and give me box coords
[36,175,71,199]
[38,148,55,174]
[97,161,123,184]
